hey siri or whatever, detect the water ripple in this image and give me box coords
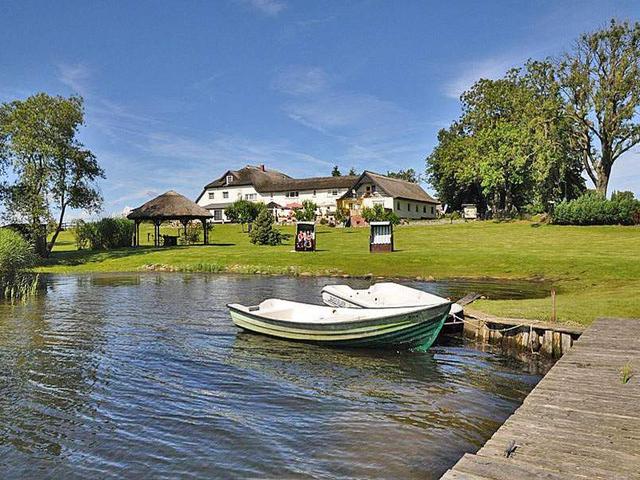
[0,273,546,479]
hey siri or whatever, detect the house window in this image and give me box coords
[431,206,434,214]
[371,185,376,193]
[213,209,222,221]
[223,191,229,199]
[286,191,299,198]
[397,202,400,210]
[226,175,233,185]
[208,192,215,200]
[313,190,316,196]
[245,193,257,200]
[415,205,419,212]
[331,189,338,196]
[366,185,371,192]
[407,202,411,210]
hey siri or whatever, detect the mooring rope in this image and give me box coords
[444,312,527,333]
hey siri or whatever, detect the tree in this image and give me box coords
[361,204,400,225]
[348,167,357,176]
[293,200,317,221]
[557,20,640,196]
[0,93,104,256]
[386,168,421,183]
[426,63,584,214]
[331,165,341,177]
[224,199,265,232]
[249,209,283,245]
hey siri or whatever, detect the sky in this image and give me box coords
[1,0,639,217]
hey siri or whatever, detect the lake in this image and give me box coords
[0,274,546,479]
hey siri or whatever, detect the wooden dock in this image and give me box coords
[441,317,640,480]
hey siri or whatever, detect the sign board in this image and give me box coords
[370,221,393,253]
[462,204,478,220]
[295,222,316,252]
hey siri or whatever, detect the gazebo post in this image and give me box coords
[181,218,189,245]
[202,217,208,245]
[154,219,162,247]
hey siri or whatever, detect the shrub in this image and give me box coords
[293,200,318,222]
[73,217,135,250]
[249,209,283,245]
[552,191,640,225]
[224,200,265,231]
[0,228,39,299]
[361,204,400,225]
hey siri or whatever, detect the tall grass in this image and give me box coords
[0,228,39,300]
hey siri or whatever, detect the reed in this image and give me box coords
[0,228,40,300]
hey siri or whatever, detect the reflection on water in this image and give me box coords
[0,273,544,479]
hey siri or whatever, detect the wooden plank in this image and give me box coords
[441,318,640,480]
[453,454,588,480]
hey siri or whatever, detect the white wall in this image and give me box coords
[198,185,350,222]
[392,199,437,219]
[198,181,437,222]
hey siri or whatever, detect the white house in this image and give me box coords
[196,165,357,222]
[195,165,439,222]
[338,171,440,220]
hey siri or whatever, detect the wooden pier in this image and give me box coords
[441,317,640,479]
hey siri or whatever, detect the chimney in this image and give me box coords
[260,164,265,172]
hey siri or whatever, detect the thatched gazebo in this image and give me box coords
[127,190,213,246]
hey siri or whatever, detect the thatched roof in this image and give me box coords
[342,171,439,203]
[127,190,212,220]
[197,165,358,200]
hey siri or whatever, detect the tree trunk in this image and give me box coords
[595,162,611,197]
[47,203,67,256]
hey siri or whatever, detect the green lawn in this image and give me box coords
[41,221,640,325]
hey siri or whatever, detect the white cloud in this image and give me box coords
[57,63,92,97]
[443,55,522,100]
[239,0,286,16]
[272,66,330,95]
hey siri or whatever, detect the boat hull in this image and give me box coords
[228,303,450,349]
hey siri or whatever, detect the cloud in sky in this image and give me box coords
[272,66,330,96]
[238,0,286,16]
[443,55,524,100]
[273,65,433,172]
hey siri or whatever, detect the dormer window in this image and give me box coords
[226,175,233,185]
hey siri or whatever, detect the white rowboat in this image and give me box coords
[321,282,463,318]
[227,298,451,348]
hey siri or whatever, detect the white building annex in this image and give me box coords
[195,165,439,223]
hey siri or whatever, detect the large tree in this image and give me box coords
[557,19,640,196]
[0,93,104,256]
[427,63,584,213]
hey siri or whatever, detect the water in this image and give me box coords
[0,274,545,479]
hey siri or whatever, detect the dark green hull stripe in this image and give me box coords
[236,312,447,349]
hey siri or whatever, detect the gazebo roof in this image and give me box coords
[127,190,212,220]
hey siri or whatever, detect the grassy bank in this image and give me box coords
[40,221,640,325]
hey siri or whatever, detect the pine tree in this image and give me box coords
[249,209,283,245]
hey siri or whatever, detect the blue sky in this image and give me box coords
[1,0,638,216]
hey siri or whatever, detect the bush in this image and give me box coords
[0,228,39,299]
[552,191,640,225]
[224,200,265,231]
[361,204,400,225]
[249,209,283,245]
[73,218,135,250]
[293,200,318,222]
